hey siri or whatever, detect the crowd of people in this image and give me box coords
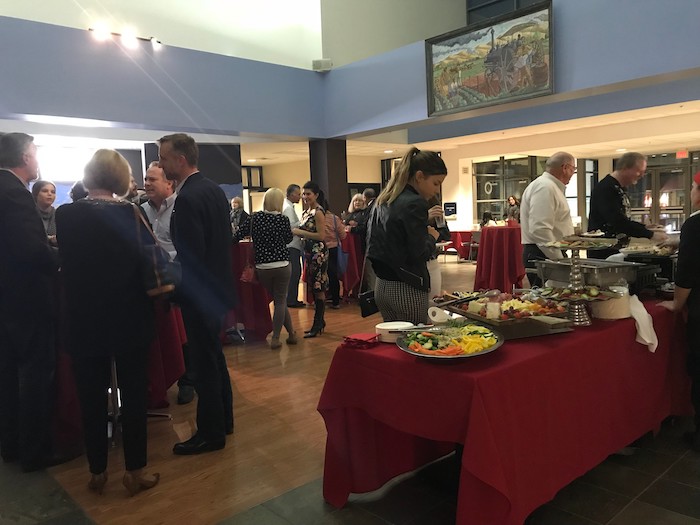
[5,129,700,496]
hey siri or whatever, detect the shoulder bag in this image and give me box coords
[132,204,181,299]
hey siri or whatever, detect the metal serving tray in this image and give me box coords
[535,259,660,293]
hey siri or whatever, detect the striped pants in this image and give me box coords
[374,277,429,325]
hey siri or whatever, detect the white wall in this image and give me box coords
[320,0,466,67]
[347,156,382,184]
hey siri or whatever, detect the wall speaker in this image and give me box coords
[312,58,333,72]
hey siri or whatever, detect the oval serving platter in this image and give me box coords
[396,325,504,360]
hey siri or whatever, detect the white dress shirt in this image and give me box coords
[282,198,303,251]
[520,171,574,260]
[142,193,177,260]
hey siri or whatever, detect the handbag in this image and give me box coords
[333,215,349,276]
[132,204,181,299]
[358,255,379,318]
[240,213,257,283]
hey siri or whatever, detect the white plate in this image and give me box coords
[375,321,414,343]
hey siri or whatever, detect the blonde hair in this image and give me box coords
[376,147,447,205]
[83,149,131,197]
[262,187,285,212]
[348,194,365,212]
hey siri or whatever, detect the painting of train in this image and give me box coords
[426,1,552,116]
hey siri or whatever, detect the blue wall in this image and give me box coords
[324,0,700,140]
[1,0,700,142]
[0,16,325,138]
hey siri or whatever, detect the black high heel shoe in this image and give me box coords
[304,321,325,338]
[304,321,326,334]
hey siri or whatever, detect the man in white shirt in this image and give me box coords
[520,151,576,287]
[142,161,195,404]
[141,161,177,259]
[283,184,304,307]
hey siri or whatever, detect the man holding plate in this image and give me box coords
[588,152,668,258]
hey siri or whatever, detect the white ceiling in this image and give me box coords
[0,0,323,70]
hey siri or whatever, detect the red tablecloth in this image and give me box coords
[227,242,273,340]
[340,233,362,298]
[450,231,474,259]
[474,226,525,291]
[318,303,691,525]
[146,302,187,408]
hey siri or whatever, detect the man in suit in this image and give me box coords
[0,133,58,471]
[158,133,236,455]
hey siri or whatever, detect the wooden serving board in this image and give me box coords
[445,307,573,340]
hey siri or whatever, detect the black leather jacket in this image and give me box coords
[366,186,436,291]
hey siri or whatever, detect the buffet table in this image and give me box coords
[340,232,362,298]
[318,303,691,525]
[228,242,273,339]
[474,226,525,291]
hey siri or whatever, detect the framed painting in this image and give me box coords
[426,1,552,116]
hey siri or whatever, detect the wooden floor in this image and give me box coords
[49,257,476,525]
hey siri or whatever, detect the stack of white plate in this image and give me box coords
[375,321,414,343]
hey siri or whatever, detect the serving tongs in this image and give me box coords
[435,288,500,309]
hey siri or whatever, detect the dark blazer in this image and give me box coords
[0,169,57,323]
[55,199,155,357]
[171,172,235,317]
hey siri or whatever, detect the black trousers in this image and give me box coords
[72,346,149,474]
[181,306,233,440]
[686,317,700,427]
[0,320,55,468]
[522,244,547,288]
[328,246,341,306]
[287,247,302,304]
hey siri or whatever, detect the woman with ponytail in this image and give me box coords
[366,148,447,324]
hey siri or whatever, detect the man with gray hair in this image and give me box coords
[588,151,668,258]
[0,133,59,471]
[520,151,577,287]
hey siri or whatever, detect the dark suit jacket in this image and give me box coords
[0,169,57,326]
[171,172,235,317]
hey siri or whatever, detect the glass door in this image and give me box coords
[657,167,686,232]
[627,167,688,231]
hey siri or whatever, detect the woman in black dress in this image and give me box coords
[56,149,159,496]
[292,181,328,338]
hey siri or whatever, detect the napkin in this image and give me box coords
[629,295,657,352]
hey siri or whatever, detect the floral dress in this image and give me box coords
[299,207,329,293]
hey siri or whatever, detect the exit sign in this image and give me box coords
[676,150,689,159]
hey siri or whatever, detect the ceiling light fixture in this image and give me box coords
[247,159,257,163]
[615,148,627,152]
[384,150,394,154]
[88,26,163,50]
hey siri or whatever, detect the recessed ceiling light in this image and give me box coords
[247,159,257,162]
[616,148,627,152]
[384,150,394,154]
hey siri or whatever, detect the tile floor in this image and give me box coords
[5,416,700,524]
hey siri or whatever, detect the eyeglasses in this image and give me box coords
[564,163,577,173]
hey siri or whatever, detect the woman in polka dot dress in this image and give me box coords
[292,181,329,338]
